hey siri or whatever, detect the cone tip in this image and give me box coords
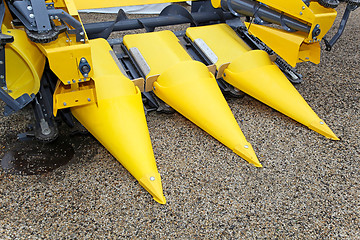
[154,195,167,205]
[233,143,262,167]
[309,119,339,141]
[139,173,166,204]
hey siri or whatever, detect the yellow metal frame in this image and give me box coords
[53,79,97,116]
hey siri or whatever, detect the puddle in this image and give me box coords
[1,137,75,175]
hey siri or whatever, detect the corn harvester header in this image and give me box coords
[0,0,358,203]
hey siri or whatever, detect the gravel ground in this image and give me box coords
[0,4,359,239]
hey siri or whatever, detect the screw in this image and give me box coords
[80,58,86,63]
[67,81,71,84]
[78,79,82,82]
[72,80,76,83]
[29,14,35,18]
[55,16,58,19]
[244,145,249,149]
[87,98,91,102]
[320,121,324,125]
[150,176,155,181]
[83,73,88,78]
[80,39,85,42]
[300,12,303,15]
[302,6,305,10]
[27,6,33,11]
[80,32,84,36]
[63,102,67,106]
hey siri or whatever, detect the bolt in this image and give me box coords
[87,98,91,102]
[150,176,155,181]
[300,12,303,15]
[78,79,82,82]
[67,81,71,84]
[320,121,324,125]
[80,58,86,63]
[302,6,305,10]
[80,39,85,42]
[81,65,90,73]
[66,39,69,43]
[27,6,33,11]
[244,145,249,149]
[29,14,35,18]
[80,32,84,36]
[55,16,58,19]
[73,80,76,83]
[83,73,88,78]
[50,16,54,20]
[0,61,3,64]
[0,75,4,79]
[63,102,67,106]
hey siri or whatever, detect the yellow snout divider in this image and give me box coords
[69,38,166,204]
[123,30,261,167]
[186,24,338,140]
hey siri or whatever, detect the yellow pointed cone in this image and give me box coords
[223,50,338,140]
[153,60,261,167]
[70,39,166,203]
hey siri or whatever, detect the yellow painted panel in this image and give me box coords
[73,0,197,10]
[259,0,314,23]
[4,28,45,99]
[245,22,309,67]
[123,30,192,77]
[186,24,251,68]
[36,34,93,85]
